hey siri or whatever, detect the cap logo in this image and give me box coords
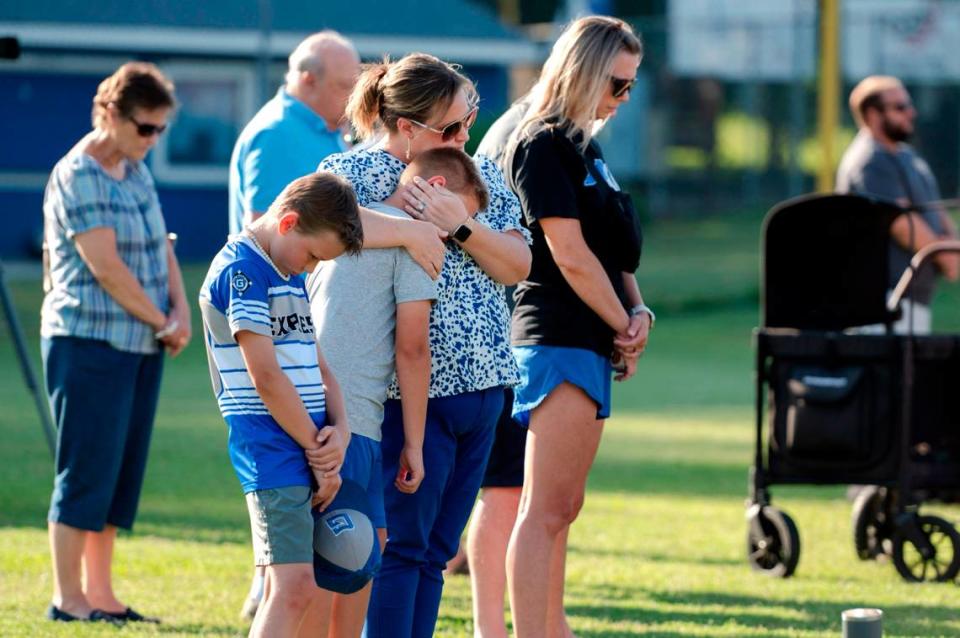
[325,513,355,536]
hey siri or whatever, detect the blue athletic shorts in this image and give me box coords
[511,345,613,427]
[341,433,386,529]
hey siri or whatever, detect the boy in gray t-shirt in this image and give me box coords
[305,148,488,633]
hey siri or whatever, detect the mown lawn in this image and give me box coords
[1,212,959,636]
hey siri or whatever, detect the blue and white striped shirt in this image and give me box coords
[199,235,326,493]
[41,144,169,354]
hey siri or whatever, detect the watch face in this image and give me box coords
[453,224,473,242]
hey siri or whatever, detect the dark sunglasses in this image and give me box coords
[610,76,636,98]
[885,101,913,113]
[409,106,479,142]
[127,115,168,137]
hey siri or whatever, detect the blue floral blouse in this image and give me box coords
[318,147,531,398]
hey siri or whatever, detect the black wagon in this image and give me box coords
[746,193,960,582]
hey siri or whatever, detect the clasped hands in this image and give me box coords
[612,312,650,382]
[305,426,347,510]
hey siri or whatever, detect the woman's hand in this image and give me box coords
[402,176,470,233]
[613,312,649,358]
[400,219,447,280]
[161,303,192,357]
[611,350,638,382]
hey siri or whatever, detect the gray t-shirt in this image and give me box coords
[307,202,437,440]
[836,129,945,304]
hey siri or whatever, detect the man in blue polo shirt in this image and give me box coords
[228,30,359,618]
[229,30,360,236]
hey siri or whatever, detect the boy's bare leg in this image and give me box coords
[252,564,322,638]
[327,528,387,638]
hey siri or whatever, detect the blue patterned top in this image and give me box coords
[41,144,169,354]
[318,147,530,398]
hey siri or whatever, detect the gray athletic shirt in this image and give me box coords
[836,129,946,304]
[307,202,437,441]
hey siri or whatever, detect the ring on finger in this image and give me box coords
[418,200,426,212]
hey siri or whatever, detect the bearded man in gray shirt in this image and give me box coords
[836,75,959,333]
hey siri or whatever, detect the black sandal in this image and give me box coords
[103,607,161,623]
[46,605,125,625]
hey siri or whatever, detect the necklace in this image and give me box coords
[244,228,289,280]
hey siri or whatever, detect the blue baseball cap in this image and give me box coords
[312,478,381,594]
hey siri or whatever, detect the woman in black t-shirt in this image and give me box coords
[502,16,651,637]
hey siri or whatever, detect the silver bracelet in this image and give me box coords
[629,303,655,329]
[155,319,179,339]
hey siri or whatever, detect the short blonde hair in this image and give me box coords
[516,16,641,150]
[849,75,904,127]
[404,148,489,212]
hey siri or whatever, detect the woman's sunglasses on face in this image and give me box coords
[408,105,479,142]
[610,76,636,99]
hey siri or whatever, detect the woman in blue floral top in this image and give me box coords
[318,53,530,638]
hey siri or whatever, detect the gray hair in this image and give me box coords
[286,30,357,86]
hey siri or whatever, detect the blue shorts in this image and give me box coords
[42,336,164,531]
[341,433,386,529]
[511,345,613,427]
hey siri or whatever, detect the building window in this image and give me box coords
[153,62,255,185]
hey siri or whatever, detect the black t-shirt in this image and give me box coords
[504,124,642,356]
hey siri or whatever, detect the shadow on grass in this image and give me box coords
[566,586,959,637]
[155,623,245,636]
[587,456,847,502]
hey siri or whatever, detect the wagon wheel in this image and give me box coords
[852,486,896,560]
[746,506,800,578]
[891,515,960,582]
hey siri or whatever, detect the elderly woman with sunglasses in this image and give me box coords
[497,17,650,638]
[40,62,190,625]
[317,53,531,638]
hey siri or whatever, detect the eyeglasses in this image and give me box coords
[885,101,914,113]
[610,76,636,98]
[127,115,168,137]
[408,106,479,142]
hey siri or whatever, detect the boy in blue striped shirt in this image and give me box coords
[199,172,363,637]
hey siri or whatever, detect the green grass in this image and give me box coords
[2,215,960,636]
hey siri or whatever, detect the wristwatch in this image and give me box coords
[629,303,655,329]
[452,219,473,243]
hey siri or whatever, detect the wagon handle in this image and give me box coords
[887,239,960,313]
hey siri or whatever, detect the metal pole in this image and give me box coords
[842,608,883,638]
[256,0,273,105]
[817,0,841,192]
[0,259,55,458]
